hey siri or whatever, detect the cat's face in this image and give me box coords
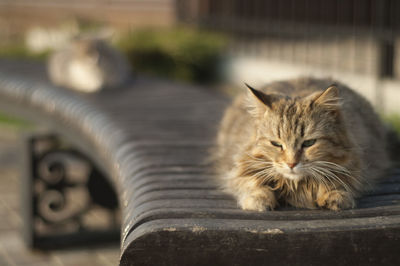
[248,85,351,181]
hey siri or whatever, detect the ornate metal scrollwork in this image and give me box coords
[24,134,119,248]
[36,151,91,224]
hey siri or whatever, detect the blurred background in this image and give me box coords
[1,0,400,265]
[1,1,400,117]
[1,1,400,112]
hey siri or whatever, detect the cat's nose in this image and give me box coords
[287,162,298,169]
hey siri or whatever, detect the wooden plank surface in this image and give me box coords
[0,59,399,265]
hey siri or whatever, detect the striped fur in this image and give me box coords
[214,77,390,211]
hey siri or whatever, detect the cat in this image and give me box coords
[48,37,130,93]
[214,77,390,211]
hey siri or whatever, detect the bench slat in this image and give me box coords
[0,59,399,265]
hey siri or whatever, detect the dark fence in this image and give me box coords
[177,0,399,78]
[179,0,398,36]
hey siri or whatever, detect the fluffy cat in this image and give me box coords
[48,37,130,93]
[214,77,390,211]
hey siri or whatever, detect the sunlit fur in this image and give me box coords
[48,38,130,92]
[214,77,390,211]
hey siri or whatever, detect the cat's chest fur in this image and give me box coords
[67,59,103,92]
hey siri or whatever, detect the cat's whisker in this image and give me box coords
[314,161,351,174]
[311,168,335,191]
[312,167,345,187]
[330,169,363,186]
[311,166,353,193]
[246,165,273,177]
[261,174,276,185]
[252,170,275,186]
[254,169,273,177]
[313,161,358,181]
[314,161,364,188]
[322,174,339,191]
[242,156,274,166]
[240,160,273,169]
[309,168,333,190]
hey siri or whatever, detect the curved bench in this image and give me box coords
[0,59,399,265]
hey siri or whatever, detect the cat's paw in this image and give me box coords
[316,190,355,211]
[238,189,277,212]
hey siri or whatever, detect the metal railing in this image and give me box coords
[177,0,399,78]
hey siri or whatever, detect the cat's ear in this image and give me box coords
[245,83,275,117]
[245,83,274,109]
[310,85,340,110]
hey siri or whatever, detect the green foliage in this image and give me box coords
[385,114,400,135]
[0,26,228,84]
[0,43,49,60]
[0,111,32,129]
[116,28,228,84]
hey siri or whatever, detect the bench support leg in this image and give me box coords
[21,133,120,248]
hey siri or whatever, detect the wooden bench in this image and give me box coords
[0,59,399,265]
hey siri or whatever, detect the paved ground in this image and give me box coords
[0,126,120,266]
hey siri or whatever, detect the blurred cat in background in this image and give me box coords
[48,37,130,93]
[214,77,390,211]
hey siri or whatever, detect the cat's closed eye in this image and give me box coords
[270,141,282,148]
[302,139,316,148]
